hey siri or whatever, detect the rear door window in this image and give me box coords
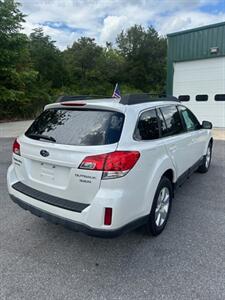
[134,109,159,140]
[159,105,184,136]
[25,108,124,146]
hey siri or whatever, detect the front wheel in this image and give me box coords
[198,142,212,173]
[145,177,173,236]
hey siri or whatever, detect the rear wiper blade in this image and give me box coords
[27,134,56,143]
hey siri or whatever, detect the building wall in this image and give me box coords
[167,22,225,95]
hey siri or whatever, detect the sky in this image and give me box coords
[19,0,225,50]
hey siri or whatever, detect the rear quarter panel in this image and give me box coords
[108,139,176,225]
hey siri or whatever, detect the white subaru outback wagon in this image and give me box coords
[7,94,213,237]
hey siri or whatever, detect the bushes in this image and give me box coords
[0,86,50,120]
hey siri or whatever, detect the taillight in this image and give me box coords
[79,151,140,179]
[79,153,107,170]
[13,138,21,156]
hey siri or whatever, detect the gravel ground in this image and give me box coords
[0,138,225,300]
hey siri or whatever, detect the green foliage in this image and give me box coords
[63,37,103,85]
[0,0,26,119]
[29,28,65,88]
[117,25,167,92]
[0,1,167,120]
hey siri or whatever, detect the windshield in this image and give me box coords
[25,108,124,146]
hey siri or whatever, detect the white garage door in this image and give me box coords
[173,57,225,127]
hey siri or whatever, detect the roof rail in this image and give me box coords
[56,95,112,102]
[120,94,179,105]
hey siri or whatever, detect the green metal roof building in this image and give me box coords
[167,22,225,127]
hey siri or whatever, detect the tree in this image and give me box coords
[0,2,52,119]
[64,37,103,83]
[116,25,167,93]
[96,48,125,85]
[29,28,65,88]
[0,0,30,119]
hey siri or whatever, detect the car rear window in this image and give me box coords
[25,108,125,146]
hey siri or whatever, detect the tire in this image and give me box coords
[145,176,173,236]
[198,142,212,173]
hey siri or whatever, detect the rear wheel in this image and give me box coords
[198,142,212,173]
[145,177,173,236]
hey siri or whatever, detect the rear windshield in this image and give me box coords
[25,108,124,146]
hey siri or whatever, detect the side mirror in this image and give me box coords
[202,120,212,129]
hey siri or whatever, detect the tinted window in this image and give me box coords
[178,106,200,131]
[178,95,190,102]
[134,109,159,140]
[215,94,225,101]
[196,94,208,101]
[26,108,124,146]
[160,106,184,136]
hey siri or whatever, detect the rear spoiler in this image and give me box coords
[45,100,125,113]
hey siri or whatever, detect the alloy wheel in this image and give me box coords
[205,146,211,168]
[155,187,170,227]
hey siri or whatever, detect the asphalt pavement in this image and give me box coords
[0,138,225,300]
[0,120,33,138]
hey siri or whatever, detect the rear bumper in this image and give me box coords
[7,162,149,237]
[9,194,148,238]
[12,181,89,213]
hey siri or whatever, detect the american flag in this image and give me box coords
[112,83,121,98]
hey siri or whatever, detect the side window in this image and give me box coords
[134,109,159,140]
[178,106,200,131]
[159,105,184,136]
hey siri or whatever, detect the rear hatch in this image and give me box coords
[14,106,125,205]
